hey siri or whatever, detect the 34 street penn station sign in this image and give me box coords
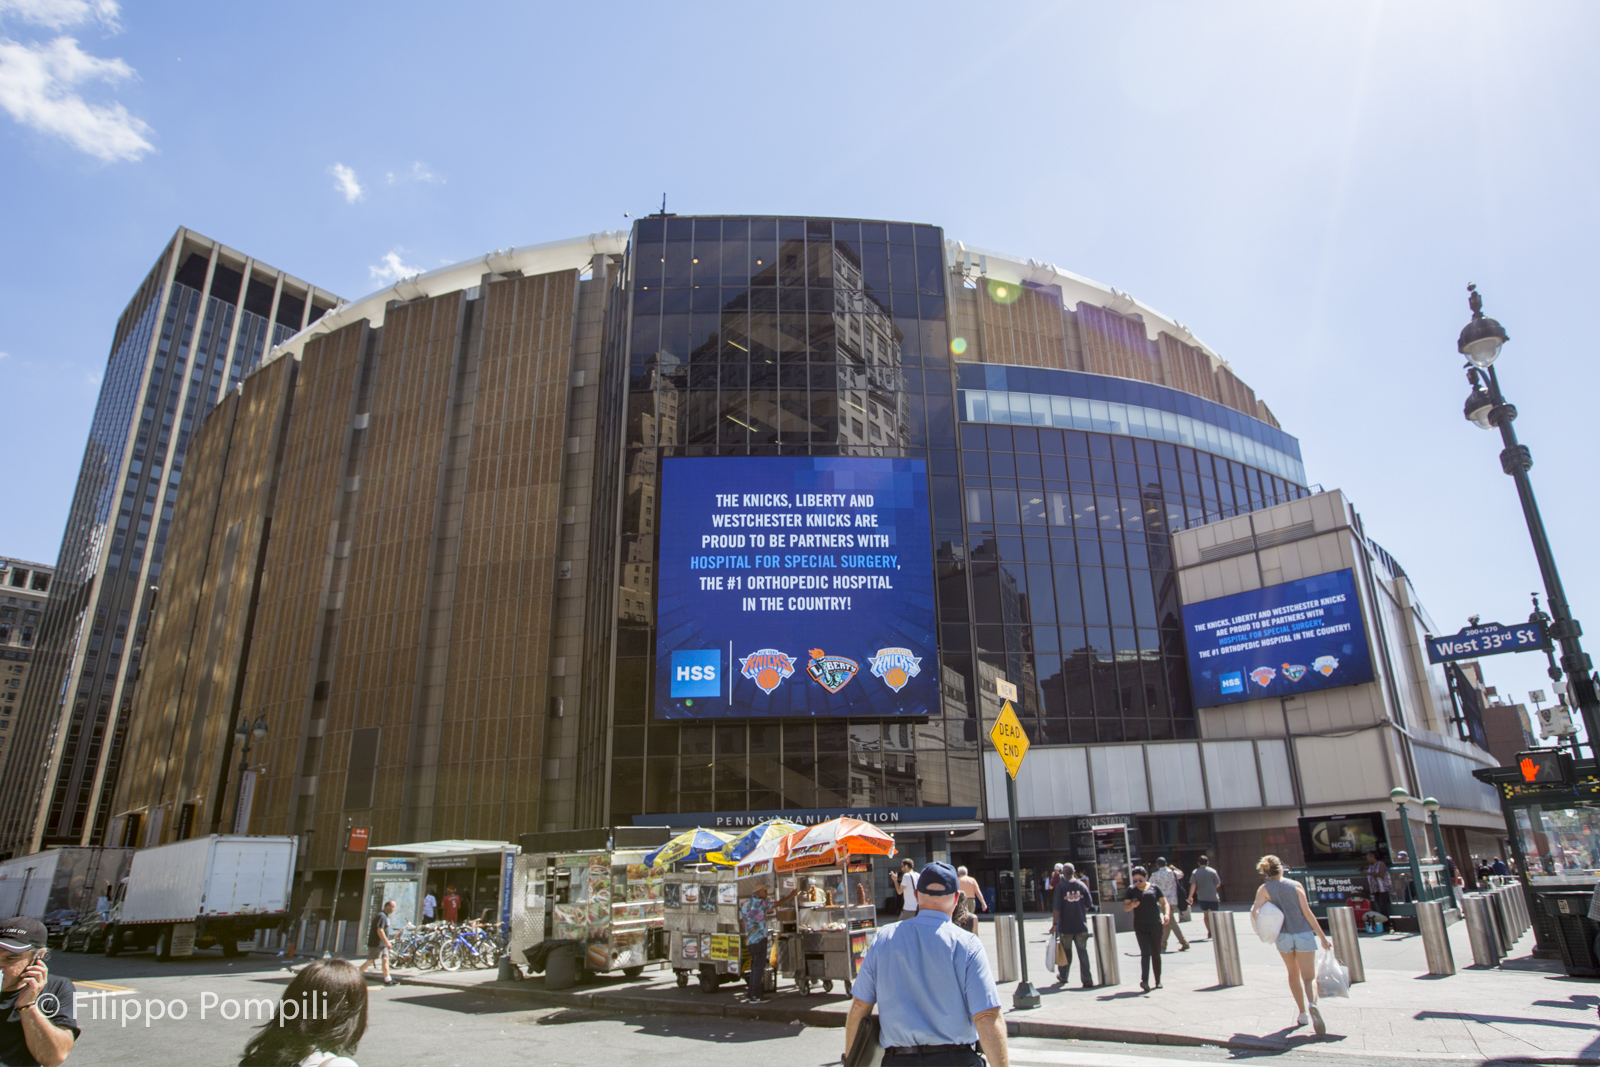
[635,807,978,830]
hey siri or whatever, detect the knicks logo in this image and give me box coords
[740,649,796,694]
[868,648,922,693]
[806,649,859,694]
[1250,666,1277,688]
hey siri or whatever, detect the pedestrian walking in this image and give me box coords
[239,957,368,1066]
[1250,854,1332,1036]
[1187,855,1222,940]
[899,859,919,919]
[1123,867,1168,992]
[1148,859,1190,952]
[357,901,397,987]
[0,918,77,1067]
[421,890,437,923]
[845,862,1007,1066]
[1048,863,1096,989]
[739,880,796,1003]
[955,866,987,934]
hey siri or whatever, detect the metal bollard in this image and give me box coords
[1091,913,1121,988]
[1489,888,1515,951]
[1210,910,1243,988]
[297,919,310,956]
[1462,894,1502,968]
[1511,884,1530,936]
[334,920,347,956]
[1326,907,1365,984]
[1416,900,1456,976]
[993,914,1019,983]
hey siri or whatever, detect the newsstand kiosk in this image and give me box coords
[1473,751,1599,974]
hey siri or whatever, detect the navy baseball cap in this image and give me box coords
[0,917,46,953]
[915,861,960,896]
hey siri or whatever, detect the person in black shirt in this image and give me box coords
[1122,867,1169,993]
[0,918,78,1067]
[1048,863,1096,988]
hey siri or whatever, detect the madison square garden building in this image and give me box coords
[75,213,1441,911]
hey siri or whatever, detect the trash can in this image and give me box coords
[1540,891,1599,978]
[545,944,580,989]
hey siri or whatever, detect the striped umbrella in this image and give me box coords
[706,819,804,867]
[643,827,733,869]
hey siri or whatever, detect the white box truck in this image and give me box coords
[0,847,134,941]
[106,835,297,959]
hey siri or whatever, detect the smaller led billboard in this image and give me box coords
[654,456,937,719]
[1181,568,1374,708]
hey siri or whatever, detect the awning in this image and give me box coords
[893,820,984,836]
[368,839,516,856]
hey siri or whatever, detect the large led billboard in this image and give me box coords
[654,457,937,719]
[1181,568,1374,708]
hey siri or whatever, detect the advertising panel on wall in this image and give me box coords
[1181,568,1375,708]
[654,456,936,719]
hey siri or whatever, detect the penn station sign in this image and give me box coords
[636,806,978,830]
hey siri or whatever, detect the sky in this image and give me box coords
[1,1,1596,738]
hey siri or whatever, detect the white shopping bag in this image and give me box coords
[1044,932,1057,971]
[1316,946,1350,998]
[1253,901,1284,943]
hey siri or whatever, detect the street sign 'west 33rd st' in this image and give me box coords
[1427,621,1546,664]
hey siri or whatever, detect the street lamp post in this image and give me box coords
[1390,788,1426,906]
[229,715,268,834]
[1458,286,1599,759]
[1422,797,1450,879]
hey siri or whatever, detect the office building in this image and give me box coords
[102,215,1504,910]
[0,230,339,857]
[0,557,53,786]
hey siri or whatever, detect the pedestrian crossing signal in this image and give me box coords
[1515,749,1572,785]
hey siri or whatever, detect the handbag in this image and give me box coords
[1045,932,1058,970]
[845,1014,884,1067]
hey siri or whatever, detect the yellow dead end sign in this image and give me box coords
[989,700,1029,779]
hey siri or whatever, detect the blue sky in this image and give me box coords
[2,1,1596,728]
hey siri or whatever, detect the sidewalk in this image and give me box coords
[391,912,1600,1061]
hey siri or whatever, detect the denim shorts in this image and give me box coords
[1276,929,1316,953]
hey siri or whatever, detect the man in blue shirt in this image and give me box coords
[847,861,1008,1066]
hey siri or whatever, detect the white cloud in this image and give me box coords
[386,160,442,185]
[369,250,424,285]
[330,162,363,203]
[0,34,151,160]
[83,367,100,389]
[0,0,120,32]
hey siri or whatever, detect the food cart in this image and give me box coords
[736,817,895,996]
[662,867,754,992]
[513,827,673,979]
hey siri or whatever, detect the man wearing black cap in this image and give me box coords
[846,861,1008,1066]
[0,918,78,1066]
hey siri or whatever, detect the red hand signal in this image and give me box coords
[1519,757,1538,782]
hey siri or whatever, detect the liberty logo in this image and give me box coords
[868,648,922,692]
[806,649,859,693]
[740,649,796,694]
[1281,663,1307,683]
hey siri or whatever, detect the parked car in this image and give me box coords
[63,912,112,953]
[42,908,78,946]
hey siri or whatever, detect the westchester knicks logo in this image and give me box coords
[806,649,859,693]
[740,649,797,694]
[1313,655,1339,677]
[868,648,922,692]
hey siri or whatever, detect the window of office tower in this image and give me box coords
[954,420,1307,746]
[612,216,976,820]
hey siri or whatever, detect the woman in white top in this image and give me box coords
[239,957,367,1066]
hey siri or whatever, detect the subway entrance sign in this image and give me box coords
[990,700,1030,779]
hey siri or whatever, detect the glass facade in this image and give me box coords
[603,216,1309,826]
[603,215,1311,828]
[609,216,974,821]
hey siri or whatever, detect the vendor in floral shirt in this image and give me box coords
[741,881,797,1003]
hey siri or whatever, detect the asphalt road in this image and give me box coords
[43,949,1521,1067]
